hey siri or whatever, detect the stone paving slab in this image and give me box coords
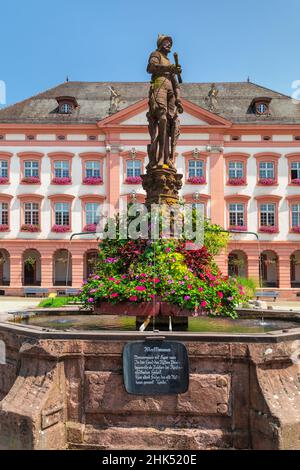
[0,296,42,321]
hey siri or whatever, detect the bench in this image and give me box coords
[24,287,49,297]
[255,291,279,301]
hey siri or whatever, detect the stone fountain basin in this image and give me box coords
[0,317,300,450]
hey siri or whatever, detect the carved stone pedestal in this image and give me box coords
[141,167,183,206]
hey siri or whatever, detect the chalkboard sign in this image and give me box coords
[123,340,189,395]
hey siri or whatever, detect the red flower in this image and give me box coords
[187,284,193,289]
[111,293,119,298]
[135,286,146,291]
[217,291,224,299]
[129,296,138,301]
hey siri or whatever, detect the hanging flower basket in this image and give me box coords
[227,177,246,185]
[21,224,40,232]
[83,223,97,232]
[0,224,9,232]
[21,176,40,184]
[24,257,36,267]
[83,177,103,185]
[0,177,9,184]
[291,178,300,185]
[259,226,278,233]
[187,176,206,184]
[258,178,276,185]
[93,300,160,317]
[51,224,71,233]
[125,176,142,184]
[51,177,71,185]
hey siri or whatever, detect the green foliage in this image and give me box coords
[38,297,72,308]
[236,277,257,298]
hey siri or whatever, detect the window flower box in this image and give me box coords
[125,176,142,184]
[228,225,247,232]
[292,226,300,233]
[291,178,300,185]
[51,224,71,233]
[83,176,103,185]
[51,177,72,185]
[227,177,246,185]
[0,177,9,185]
[187,176,206,184]
[21,176,40,184]
[83,223,97,232]
[258,178,276,185]
[259,226,278,233]
[0,224,9,232]
[21,224,40,232]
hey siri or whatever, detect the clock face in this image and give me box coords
[256,102,268,114]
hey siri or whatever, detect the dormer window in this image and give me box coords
[56,96,78,115]
[60,103,72,114]
[250,97,272,116]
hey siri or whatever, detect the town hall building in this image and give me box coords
[0,80,300,298]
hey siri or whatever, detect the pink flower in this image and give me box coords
[135,286,146,291]
[83,176,103,185]
[0,177,9,184]
[52,224,70,233]
[227,177,246,185]
[150,294,155,299]
[108,277,115,281]
[125,176,142,184]
[153,278,160,284]
[93,275,100,280]
[121,274,127,279]
[89,289,97,293]
[228,296,233,301]
[129,296,138,301]
[184,295,191,300]
[187,284,193,289]
[217,292,224,299]
[198,287,204,292]
[84,224,97,232]
[88,297,94,303]
[111,293,119,298]
[52,177,71,185]
[201,300,207,307]
[187,176,206,184]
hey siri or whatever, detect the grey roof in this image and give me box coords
[0,81,300,125]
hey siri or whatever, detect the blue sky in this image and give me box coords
[0,0,299,107]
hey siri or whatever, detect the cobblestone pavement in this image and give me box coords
[0,297,42,321]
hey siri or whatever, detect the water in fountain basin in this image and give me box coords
[13,314,300,333]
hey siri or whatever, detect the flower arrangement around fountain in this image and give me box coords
[79,218,247,318]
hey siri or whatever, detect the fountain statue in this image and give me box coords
[141,35,183,205]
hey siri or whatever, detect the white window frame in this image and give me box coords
[54,161,69,178]
[126,160,141,177]
[188,160,204,178]
[86,203,100,225]
[55,202,70,226]
[85,161,100,178]
[228,161,244,179]
[24,202,39,226]
[24,160,39,178]
[229,203,244,226]
[260,203,275,226]
[0,202,8,225]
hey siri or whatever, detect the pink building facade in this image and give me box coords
[1,81,300,298]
